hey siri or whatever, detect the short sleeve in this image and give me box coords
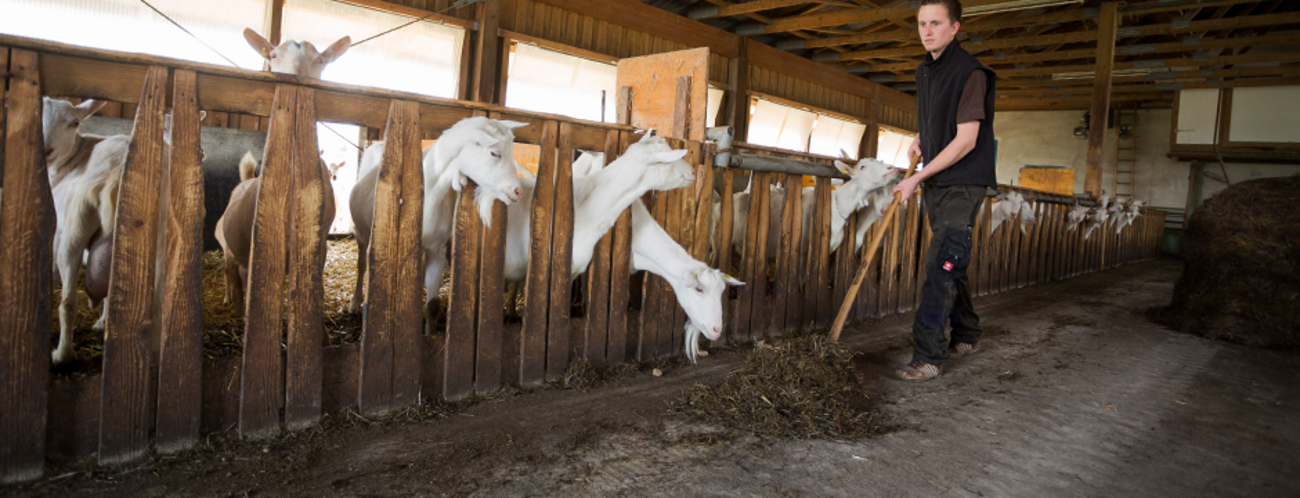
[955,70,987,124]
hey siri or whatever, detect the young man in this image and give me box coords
[891,0,997,381]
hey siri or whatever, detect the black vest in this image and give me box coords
[916,41,997,188]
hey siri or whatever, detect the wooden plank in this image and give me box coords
[392,106,426,409]
[444,180,482,401]
[832,212,858,322]
[154,69,205,453]
[283,88,327,429]
[813,178,834,327]
[1085,2,1119,197]
[239,84,296,440]
[476,198,506,394]
[546,123,575,381]
[773,173,799,333]
[582,130,620,369]
[616,48,710,142]
[863,217,881,318]
[663,185,687,357]
[732,172,761,340]
[784,174,806,330]
[884,205,901,314]
[520,120,558,386]
[0,47,54,483]
[714,169,737,342]
[472,0,502,103]
[606,130,633,366]
[99,65,168,464]
[750,171,773,337]
[900,199,920,311]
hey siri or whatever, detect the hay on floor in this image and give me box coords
[671,333,886,440]
[1165,174,1300,348]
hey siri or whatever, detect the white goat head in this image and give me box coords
[1067,204,1090,231]
[244,28,350,79]
[42,98,106,168]
[434,116,529,226]
[1017,197,1037,235]
[620,133,695,190]
[680,268,744,363]
[834,158,900,192]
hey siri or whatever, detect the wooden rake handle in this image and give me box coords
[828,155,920,342]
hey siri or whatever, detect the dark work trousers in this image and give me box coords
[911,184,985,365]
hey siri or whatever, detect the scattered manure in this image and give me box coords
[671,333,888,440]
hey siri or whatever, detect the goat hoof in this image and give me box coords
[52,348,76,366]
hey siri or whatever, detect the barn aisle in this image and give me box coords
[13,259,1299,497]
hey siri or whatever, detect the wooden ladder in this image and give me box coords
[1112,106,1138,199]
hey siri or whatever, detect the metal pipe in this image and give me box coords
[728,153,850,180]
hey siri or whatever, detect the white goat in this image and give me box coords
[1115,199,1145,234]
[501,134,695,283]
[629,200,743,363]
[420,117,527,311]
[1067,203,1090,232]
[243,28,350,79]
[989,191,1023,234]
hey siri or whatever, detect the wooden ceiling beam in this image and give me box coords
[869,50,1300,82]
[688,0,819,20]
[823,11,1300,62]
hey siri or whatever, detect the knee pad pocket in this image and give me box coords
[932,227,973,274]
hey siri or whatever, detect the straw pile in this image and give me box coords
[671,333,886,440]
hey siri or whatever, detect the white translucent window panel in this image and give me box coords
[747,99,817,153]
[809,114,867,160]
[1175,89,1220,145]
[1228,86,1300,143]
[282,0,464,98]
[505,43,618,123]
[877,128,915,169]
[706,86,725,128]
[0,0,266,69]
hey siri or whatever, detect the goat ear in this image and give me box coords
[74,99,108,119]
[839,148,852,160]
[244,28,275,60]
[833,160,854,175]
[498,120,529,130]
[723,274,745,287]
[650,149,688,164]
[320,36,351,63]
[470,130,501,148]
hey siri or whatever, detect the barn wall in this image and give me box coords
[996,109,1300,209]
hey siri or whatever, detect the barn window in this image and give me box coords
[808,114,867,160]
[706,86,726,128]
[0,0,267,69]
[877,127,918,169]
[281,0,465,98]
[747,98,817,153]
[505,43,618,123]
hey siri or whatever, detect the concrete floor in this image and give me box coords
[12,259,1300,497]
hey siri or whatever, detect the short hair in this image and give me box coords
[919,0,962,23]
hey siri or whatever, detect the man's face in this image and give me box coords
[918,5,960,55]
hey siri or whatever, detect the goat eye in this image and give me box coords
[490,151,501,158]
[695,287,705,293]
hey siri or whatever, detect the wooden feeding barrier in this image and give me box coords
[0,35,1168,483]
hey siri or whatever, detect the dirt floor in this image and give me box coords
[10,259,1300,497]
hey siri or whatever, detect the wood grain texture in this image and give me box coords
[813,178,833,327]
[392,103,426,408]
[476,198,507,394]
[154,69,205,453]
[520,121,558,386]
[240,85,297,440]
[605,130,633,366]
[748,171,772,337]
[0,47,54,483]
[1085,2,1119,197]
[713,169,736,344]
[99,64,168,464]
[546,123,575,381]
[732,172,760,340]
[359,102,405,414]
[581,130,619,368]
[445,181,482,401]
[284,88,327,429]
[773,173,798,333]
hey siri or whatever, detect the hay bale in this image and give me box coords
[1166,174,1300,348]
[671,334,885,440]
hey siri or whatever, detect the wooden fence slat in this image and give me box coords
[476,199,506,394]
[813,177,834,327]
[864,221,881,318]
[787,174,807,329]
[606,131,633,365]
[748,171,772,338]
[100,65,168,463]
[774,173,800,333]
[445,181,482,401]
[832,212,858,322]
[392,104,426,408]
[885,205,902,314]
[967,198,983,296]
[732,172,760,340]
[520,120,558,386]
[154,69,205,453]
[0,47,54,483]
[546,122,575,381]
[714,169,736,343]
[978,200,994,296]
[649,188,674,357]
[901,198,920,311]
[284,87,327,429]
[359,100,418,414]
[582,130,621,368]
